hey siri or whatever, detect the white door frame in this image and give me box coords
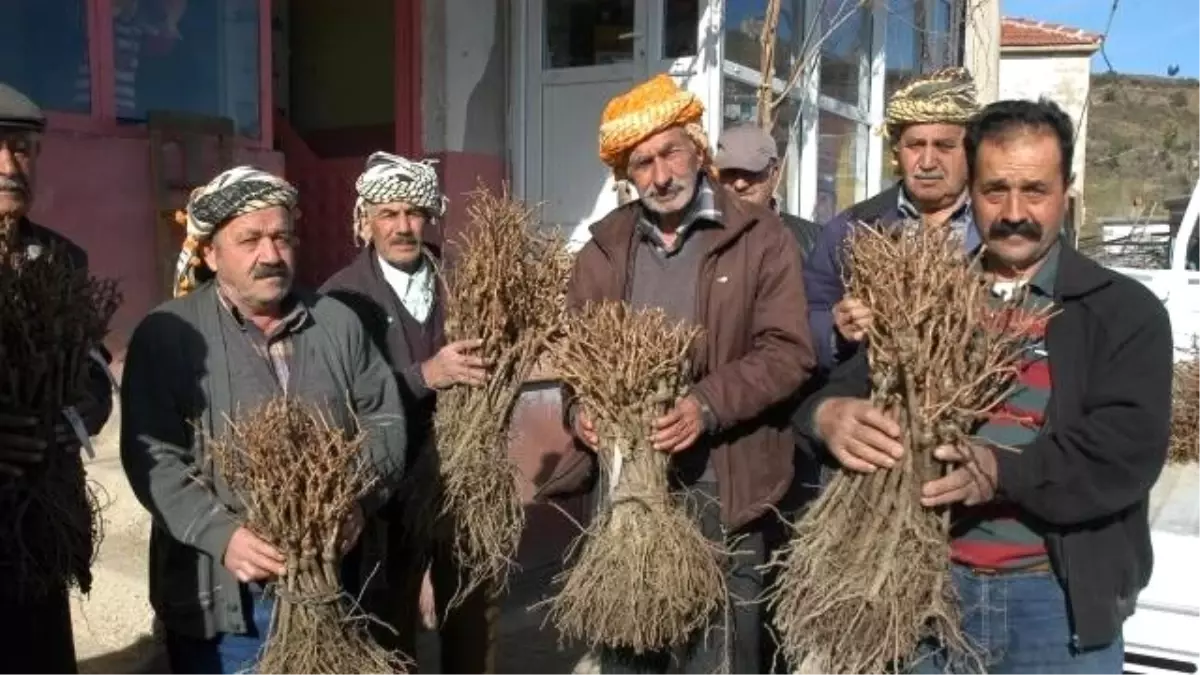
[508,0,723,206]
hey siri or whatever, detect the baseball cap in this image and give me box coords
[715,124,777,173]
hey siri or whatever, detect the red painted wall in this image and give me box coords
[30,127,283,366]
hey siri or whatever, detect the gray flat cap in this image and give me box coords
[715,124,778,173]
[0,83,47,132]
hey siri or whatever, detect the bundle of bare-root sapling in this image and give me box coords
[768,223,1053,673]
[0,231,120,601]
[545,301,725,654]
[435,184,573,602]
[1169,340,1198,465]
[208,398,406,674]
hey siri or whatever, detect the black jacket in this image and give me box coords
[780,212,822,263]
[17,218,113,435]
[797,244,1174,649]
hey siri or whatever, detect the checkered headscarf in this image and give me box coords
[354,151,447,245]
[173,166,298,297]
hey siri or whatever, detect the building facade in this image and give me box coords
[4,0,996,568]
[999,16,1102,204]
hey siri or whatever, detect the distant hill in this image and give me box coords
[1084,72,1199,233]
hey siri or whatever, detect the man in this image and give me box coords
[0,82,115,674]
[320,151,495,673]
[805,67,980,370]
[541,73,815,673]
[120,166,408,674]
[801,98,1173,673]
[714,121,824,671]
[715,123,822,261]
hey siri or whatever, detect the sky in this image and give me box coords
[1003,0,1200,78]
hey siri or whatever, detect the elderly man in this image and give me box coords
[120,166,408,674]
[715,123,822,261]
[805,67,980,371]
[0,82,115,674]
[541,74,815,674]
[321,151,495,673]
[802,98,1172,673]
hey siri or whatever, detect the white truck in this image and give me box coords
[1108,181,1200,674]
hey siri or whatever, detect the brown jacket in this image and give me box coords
[541,186,816,529]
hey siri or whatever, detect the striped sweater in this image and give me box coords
[950,244,1061,570]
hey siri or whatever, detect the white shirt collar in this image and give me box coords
[377,252,435,323]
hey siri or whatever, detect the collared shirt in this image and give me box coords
[217,290,309,392]
[896,187,981,252]
[636,173,723,257]
[378,253,435,323]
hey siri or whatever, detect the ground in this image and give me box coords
[68,408,590,674]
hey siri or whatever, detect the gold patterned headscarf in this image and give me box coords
[883,67,980,139]
[598,74,711,179]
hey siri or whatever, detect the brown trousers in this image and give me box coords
[370,507,498,674]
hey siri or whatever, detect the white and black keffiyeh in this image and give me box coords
[353,151,447,244]
[173,166,298,297]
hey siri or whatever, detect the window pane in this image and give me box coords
[545,0,636,68]
[116,0,261,137]
[0,0,91,113]
[724,0,806,81]
[817,110,864,223]
[924,0,957,69]
[884,0,921,101]
[819,1,872,107]
[663,0,699,58]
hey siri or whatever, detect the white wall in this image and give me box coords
[423,0,507,156]
[999,51,1093,188]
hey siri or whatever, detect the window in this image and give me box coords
[0,0,91,114]
[884,0,921,101]
[663,0,700,58]
[816,110,864,223]
[115,0,262,137]
[545,0,636,68]
[724,0,806,80]
[818,0,872,107]
[924,0,956,69]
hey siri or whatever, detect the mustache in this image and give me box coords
[0,176,28,194]
[251,263,290,280]
[388,233,419,247]
[642,180,686,201]
[912,171,945,181]
[989,219,1043,240]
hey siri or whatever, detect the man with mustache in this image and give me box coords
[120,166,409,673]
[321,152,495,672]
[801,98,1173,673]
[803,68,981,372]
[0,82,116,674]
[540,74,815,673]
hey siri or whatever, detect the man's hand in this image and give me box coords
[921,442,999,507]
[651,395,705,454]
[418,567,438,630]
[339,505,366,554]
[833,297,873,343]
[0,412,81,478]
[572,408,600,450]
[813,397,904,472]
[420,339,489,390]
[224,526,286,583]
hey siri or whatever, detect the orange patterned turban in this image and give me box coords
[598,74,710,178]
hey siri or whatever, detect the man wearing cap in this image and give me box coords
[539,73,815,673]
[321,151,496,672]
[0,82,115,674]
[803,67,981,372]
[119,166,408,673]
[715,123,822,261]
